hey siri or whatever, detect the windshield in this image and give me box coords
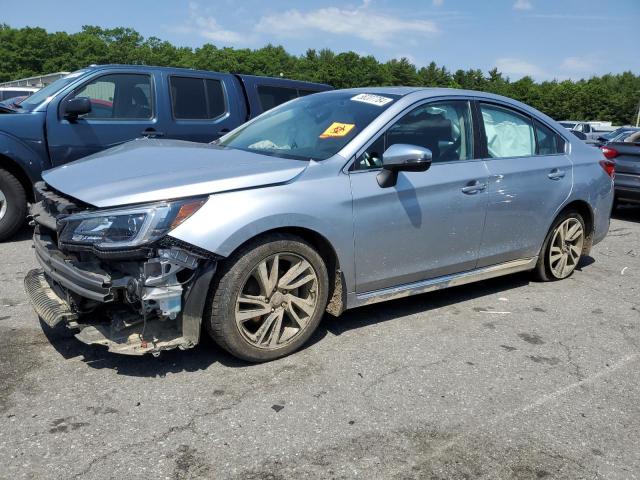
[218,91,400,160]
[19,70,88,109]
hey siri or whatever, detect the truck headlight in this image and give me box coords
[58,198,206,249]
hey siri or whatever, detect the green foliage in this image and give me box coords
[1,24,638,124]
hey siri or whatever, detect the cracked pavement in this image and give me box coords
[1,206,639,479]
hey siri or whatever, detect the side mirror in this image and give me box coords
[377,144,432,188]
[64,97,92,118]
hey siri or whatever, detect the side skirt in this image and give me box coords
[349,257,537,308]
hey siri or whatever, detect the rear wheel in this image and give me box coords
[0,168,28,241]
[534,210,585,281]
[206,234,329,362]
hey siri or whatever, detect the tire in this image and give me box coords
[533,210,586,282]
[205,233,329,362]
[0,168,28,242]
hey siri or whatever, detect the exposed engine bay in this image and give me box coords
[25,182,217,356]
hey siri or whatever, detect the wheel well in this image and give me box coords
[559,200,594,253]
[227,227,346,316]
[0,154,35,202]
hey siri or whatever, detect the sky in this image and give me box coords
[1,0,639,81]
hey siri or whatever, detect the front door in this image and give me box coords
[47,72,160,166]
[349,99,489,294]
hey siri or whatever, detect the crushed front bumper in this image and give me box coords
[25,230,217,356]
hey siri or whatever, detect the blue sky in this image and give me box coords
[2,0,639,81]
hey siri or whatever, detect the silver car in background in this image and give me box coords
[25,88,614,362]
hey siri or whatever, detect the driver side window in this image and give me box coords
[68,74,153,119]
[354,100,474,170]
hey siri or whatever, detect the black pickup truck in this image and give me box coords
[0,65,331,239]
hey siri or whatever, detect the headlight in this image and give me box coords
[58,198,206,249]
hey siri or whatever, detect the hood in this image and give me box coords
[42,139,309,207]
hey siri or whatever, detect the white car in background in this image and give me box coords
[0,86,39,102]
[559,120,616,143]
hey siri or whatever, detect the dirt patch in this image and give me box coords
[518,333,546,345]
[0,326,47,413]
[173,444,213,480]
[233,425,597,479]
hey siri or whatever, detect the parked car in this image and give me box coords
[558,120,614,143]
[595,127,640,146]
[0,86,39,102]
[24,88,614,361]
[0,65,330,240]
[601,131,640,206]
[0,95,28,108]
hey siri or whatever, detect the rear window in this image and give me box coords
[170,76,227,120]
[534,120,566,155]
[257,85,298,111]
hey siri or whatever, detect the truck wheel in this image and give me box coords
[205,233,329,362]
[533,210,585,281]
[0,169,28,241]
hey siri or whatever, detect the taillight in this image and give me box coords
[599,160,615,179]
[600,146,619,159]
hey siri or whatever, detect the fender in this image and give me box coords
[0,130,50,186]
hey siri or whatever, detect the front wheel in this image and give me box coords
[534,210,585,281]
[0,168,28,242]
[205,234,329,362]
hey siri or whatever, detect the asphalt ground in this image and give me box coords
[1,206,639,480]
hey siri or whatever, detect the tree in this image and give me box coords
[0,24,638,124]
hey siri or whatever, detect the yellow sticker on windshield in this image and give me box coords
[320,122,355,139]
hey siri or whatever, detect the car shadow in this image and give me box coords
[40,320,249,376]
[8,224,33,242]
[612,204,640,223]
[40,261,596,377]
[309,271,533,342]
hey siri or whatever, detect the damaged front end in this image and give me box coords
[24,183,217,356]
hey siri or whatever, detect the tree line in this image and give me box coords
[1,24,638,125]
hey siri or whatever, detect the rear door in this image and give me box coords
[163,72,246,143]
[46,70,161,166]
[476,101,572,267]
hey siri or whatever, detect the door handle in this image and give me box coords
[216,128,230,137]
[141,128,164,138]
[547,168,565,180]
[461,181,487,195]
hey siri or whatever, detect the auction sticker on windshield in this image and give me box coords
[351,93,393,107]
[320,122,355,139]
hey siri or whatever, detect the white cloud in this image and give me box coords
[560,56,594,72]
[173,2,250,44]
[495,57,546,79]
[513,0,533,11]
[433,0,444,6]
[255,1,439,47]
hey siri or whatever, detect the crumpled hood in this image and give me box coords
[42,139,309,207]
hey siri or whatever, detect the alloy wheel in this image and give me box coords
[548,217,584,279]
[235,253,319,349]
[0,189,7,221]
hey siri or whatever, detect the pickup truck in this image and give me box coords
[0,65,331,240]
[558,120,615,143]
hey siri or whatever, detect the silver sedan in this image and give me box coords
[25,88,614,361]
